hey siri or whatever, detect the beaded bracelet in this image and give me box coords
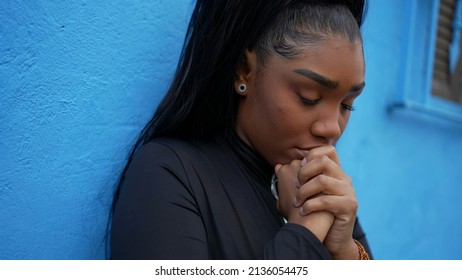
[353,239,370,260]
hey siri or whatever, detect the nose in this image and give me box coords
[310,110,342,142]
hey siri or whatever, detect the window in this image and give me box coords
[432,0,462,104]
[391,0,462,123]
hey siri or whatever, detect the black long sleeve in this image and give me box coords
[111,136,371,259]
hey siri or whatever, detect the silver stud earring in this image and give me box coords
[238,83,247,93]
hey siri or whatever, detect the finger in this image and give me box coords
[274,163,282,174]
[274,160,302,214]
[276,160,301,183]
[298,155,350,184]
[299,194,358,217]
[306,145,340,165]
[294,174,350,207]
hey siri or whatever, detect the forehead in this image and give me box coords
[262,36,365,83]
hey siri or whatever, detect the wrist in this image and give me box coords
[287,211,334,242]
[329,239,359,260]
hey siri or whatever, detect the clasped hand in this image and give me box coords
[275,145,359,259]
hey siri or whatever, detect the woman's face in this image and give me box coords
[235,35,365,166]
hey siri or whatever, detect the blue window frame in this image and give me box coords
[391,0,462,123]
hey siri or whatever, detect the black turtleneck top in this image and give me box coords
[110,134,372,259]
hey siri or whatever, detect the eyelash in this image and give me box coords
[341,104,356,112]
[300,97,321,106]
[300,97,357,112]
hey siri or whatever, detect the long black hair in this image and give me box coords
[108,0,366,256]
[140,0,365,141]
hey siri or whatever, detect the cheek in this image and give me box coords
[257,77,318,134]
[340,113,351,131]
[252,80,281,121]
[254,85,302,136]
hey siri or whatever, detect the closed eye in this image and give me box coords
[341,103,356,112]
[300,96,321,106]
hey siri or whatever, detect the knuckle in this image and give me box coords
[297,187,310,201]
[346,175,353,185]
[316,174,329,185]
[290,159,300,168]
[278,164,288,173]
[317,195,329,206]
[327,145,336,154]
[347,196,358,211]
[302,201,314,213]
[308,149,322,159]
[312,155,328,166]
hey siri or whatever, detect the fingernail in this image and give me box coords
[301,157,307,166]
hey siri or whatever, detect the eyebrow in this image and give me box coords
[293,68,365,92]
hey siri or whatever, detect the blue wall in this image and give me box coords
[1,0,461,259]
[0,0,192,259]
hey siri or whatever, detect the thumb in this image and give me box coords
[274,163,282,174]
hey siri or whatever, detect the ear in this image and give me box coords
[234,49,258,96]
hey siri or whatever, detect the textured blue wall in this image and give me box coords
[0,0,192,259]
[1,0,461,259]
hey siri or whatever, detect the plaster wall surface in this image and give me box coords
[1,0,461,259]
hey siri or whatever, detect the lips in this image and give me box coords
[296,146,320,152]
[295,147,311,158]
[295,145,324,156]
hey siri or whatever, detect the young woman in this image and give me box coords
[110,0,371,260]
